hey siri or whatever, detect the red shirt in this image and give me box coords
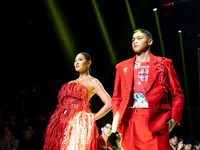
[97,135,113,150]
[132,61,149,108]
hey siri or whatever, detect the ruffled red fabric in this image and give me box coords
[43,82,98,150]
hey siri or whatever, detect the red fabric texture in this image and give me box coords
[43,82,98,150]
[97,135,113,150]
[121,108,170,150]
[111,54,185,133]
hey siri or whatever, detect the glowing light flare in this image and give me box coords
[153,8,157,11]
[91,0,117,65]
[162,2,175,7]
[163,0,192,7]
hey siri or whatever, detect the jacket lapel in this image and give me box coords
[125,57,136,92]
[145,54,159,94]
[123,54,159,94]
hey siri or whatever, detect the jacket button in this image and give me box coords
[134,110,137,113]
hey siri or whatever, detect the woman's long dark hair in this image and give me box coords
[79,52,92,73]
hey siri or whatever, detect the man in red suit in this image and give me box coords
[111,28,185,150]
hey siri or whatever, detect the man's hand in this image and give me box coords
[166,119,177,133]
[177,142,184,150]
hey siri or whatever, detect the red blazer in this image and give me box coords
[111,53,185,133]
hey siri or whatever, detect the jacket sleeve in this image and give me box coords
[166,59,185,125]
[111,64,122,117]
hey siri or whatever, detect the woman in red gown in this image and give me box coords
[43,52,112,150]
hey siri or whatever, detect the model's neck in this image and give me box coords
[78,71,90,79]
[136,51,150,62]
[102,134,108,143]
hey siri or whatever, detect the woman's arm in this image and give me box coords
[91,78,112,120]
[111,65,122,116]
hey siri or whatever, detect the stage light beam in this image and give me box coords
[198,48,200,104]
[125,0,136,30]
[44,0,76,64]
[178,30,193,138]
[178,30,189,100]
[153,8,166,57]
[91,0,117,65]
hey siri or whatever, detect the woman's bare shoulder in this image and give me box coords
[68,80,77,83]
[88,77,103,88]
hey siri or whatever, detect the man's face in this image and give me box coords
[184,143,192,150]
[101,123,112,137]
[194,144,200,150]
[132,32,152,54]
[170,136,178,146]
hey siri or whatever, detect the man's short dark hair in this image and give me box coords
[193,140,200,146]
[101,120,112,128]
[133,28,153,40]
[169,133,178,140]
[184,139,193,145]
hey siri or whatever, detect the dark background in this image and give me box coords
[1,0,200,143]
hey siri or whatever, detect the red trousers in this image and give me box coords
[120,108,170,150]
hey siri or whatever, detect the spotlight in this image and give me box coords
[153,8,157,11]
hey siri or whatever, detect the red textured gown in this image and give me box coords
[43,82,98,150]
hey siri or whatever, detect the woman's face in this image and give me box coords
[74,53,90,73]
[24,126,34,140]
